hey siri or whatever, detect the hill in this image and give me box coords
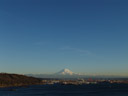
[0,73,42,87]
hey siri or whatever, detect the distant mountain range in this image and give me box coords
[27,69,81,78]
[27,69,127,79]
[26,69,99,79]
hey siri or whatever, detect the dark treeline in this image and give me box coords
[0,73,42,87]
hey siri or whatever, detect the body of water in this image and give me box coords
[0,84,128,96]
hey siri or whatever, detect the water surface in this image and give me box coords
[0,84,128,96]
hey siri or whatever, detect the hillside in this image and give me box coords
[0,73,42,87]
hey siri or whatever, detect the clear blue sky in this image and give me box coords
[0,0,128,75]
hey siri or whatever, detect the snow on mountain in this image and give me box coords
[55,68,76,75]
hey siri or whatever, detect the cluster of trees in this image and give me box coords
[0,73,42,87]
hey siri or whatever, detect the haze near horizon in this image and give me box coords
[0,0,128,76]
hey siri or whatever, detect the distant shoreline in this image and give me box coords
[0,83,42,88]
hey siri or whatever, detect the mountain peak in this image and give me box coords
[56,68,74,75]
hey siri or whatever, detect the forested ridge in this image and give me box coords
[0,73,42,87]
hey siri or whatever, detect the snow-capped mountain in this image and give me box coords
[55,68,74,75]
[27,69,82,78]
[26,68,124,79]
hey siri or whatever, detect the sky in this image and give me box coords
[0,0,128,76]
